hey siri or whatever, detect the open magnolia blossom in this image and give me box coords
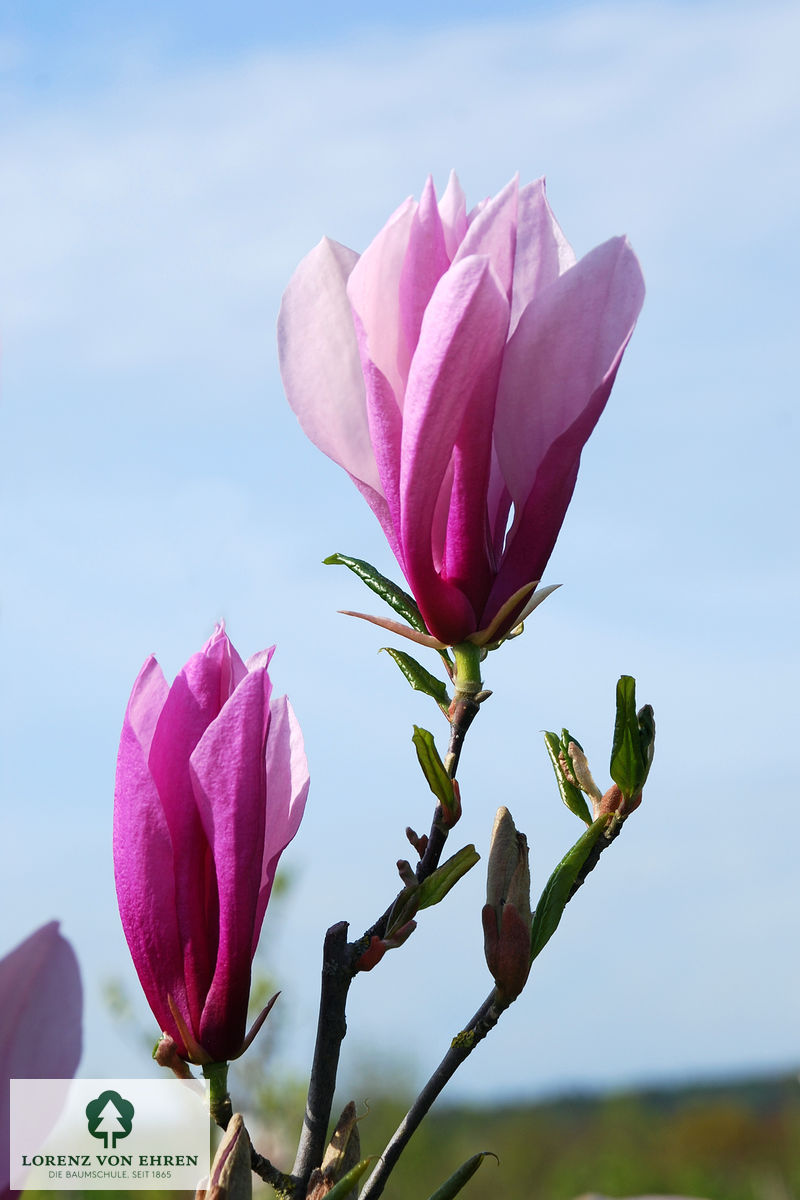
[114,625,309,1064]
[279,172,645,647]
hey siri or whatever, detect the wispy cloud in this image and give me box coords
[1,0,797,1093]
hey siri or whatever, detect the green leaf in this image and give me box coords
[529,816,610,962]
[424,1151,499,1200]
[322,1157,374,1200]
[383,648,451,712]
[412,726,456,815]
[324,552,428,632]
[417,845,480,911]
[543,731,592,825]
[610,675,647,800]
[385,882,420,937]
[638,703,656,785]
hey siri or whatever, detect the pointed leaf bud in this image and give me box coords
[483,808,532,1003]
[412,726,460,825]
[424,1150,499,1199]
[544,731,592,824]
[609,676,656,800]
[320,1101,361,1183]
[198,1113,251,1200]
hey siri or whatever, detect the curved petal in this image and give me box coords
[347,196,417,405]
[438,170,467,260]
[255,694,310,943]
[0,922,82,1081]
[399,256,510,643]
[508,178,576,337]
[495,236,646,510]
[452,175,518,301]
[487,240,645,618]
[351,321,404,562]
[147,635,242,1026]
[114,709,191,1048]
[190,668,272,1061]
[278,236,382,494]
[398,176,450,373]
[124,656,168,758]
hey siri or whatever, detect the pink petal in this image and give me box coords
[114,708,192,1046]
[398,177,450,374]
[351,319,405,563]
[124,656,168,758]
[437,170,467,260]
[201,623,249,700]
[399,256,510,642]
[485,442,512,570]
[453,176,518,300]
[487,236,645,617]
[245,645,276,674]
[256,694,310,943]
[346,196,416,405]
[190,668,272,1060]
[508,178,576,337]
[495,236,645,510]
[147,638,242,1025]
[278,236,382,495]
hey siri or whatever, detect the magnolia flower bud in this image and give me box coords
[482,807,532,1003]
[114,624,309,1064]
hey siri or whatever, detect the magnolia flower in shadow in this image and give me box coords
[1,922,82,1198]
[114,624,309,1064]
[279,173,645,647]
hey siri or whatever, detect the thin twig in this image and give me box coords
[359,991,505,1200]
[287,698,486,1196]
[291,922,352,1194]
[359,813,633,1198]
[443,693,482,780]
[250,1147,296,1196]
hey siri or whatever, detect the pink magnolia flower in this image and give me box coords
[279,174,645,647]
[1,923,82,1197]
[114,624,309,1064]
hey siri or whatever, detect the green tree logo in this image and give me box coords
[85,1090,135,1149]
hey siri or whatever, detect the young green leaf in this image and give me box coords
[383,647,450,713]
[610,676,654,800]
[424,1151,499,1200]
[530,816,610,962]
[324,552,428,631]
[412,726,457,816]
[320,1157,374,1200]
[417,845,480,910]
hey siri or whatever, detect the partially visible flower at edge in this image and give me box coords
[1,923,83,1197]
[278,172,645,647]
[113,624,309,1065]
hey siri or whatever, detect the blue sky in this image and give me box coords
[1,0,798,1118]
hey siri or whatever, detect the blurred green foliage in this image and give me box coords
[26,1072,800,1200]
[345,1073,800,1200]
